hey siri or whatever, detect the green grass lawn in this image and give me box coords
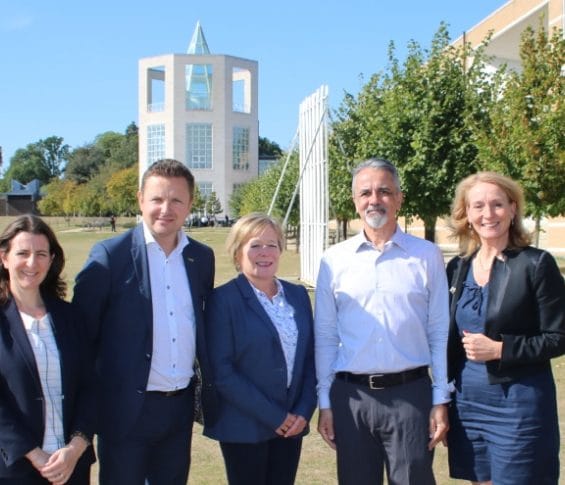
[2,217,563,484]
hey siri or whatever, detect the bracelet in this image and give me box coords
[69,430,92,447]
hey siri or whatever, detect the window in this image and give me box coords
[232,127,249,170]
[147,124,165,164]
[147,66,165,112]
[232,67,251,113]
[186,123,212,169]
[197,182,213,200]
[186,64,213,110]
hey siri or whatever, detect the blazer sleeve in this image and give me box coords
[205,287,287,430]
[0,374,37,466]
[289,285,317,422]
[72,242,112,350]
[500,250,565,366]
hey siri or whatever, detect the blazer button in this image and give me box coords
[136,389,144,394]
[145,353,151,360]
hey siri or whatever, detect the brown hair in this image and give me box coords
[449,171,531,256]
[140,159,195,198]
[0,215,66,303]
[226,213,284,271]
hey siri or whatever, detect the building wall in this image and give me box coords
[138,53,259,217]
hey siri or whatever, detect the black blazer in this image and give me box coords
[72,224,215,438]
[0,297,96,479]
[447,246,565,384]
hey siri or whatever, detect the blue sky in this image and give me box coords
[0,0,503,169]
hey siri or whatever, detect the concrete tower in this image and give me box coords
[138,21,259,218]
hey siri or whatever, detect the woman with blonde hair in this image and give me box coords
[446,172,565,485]
[204,213,316,485]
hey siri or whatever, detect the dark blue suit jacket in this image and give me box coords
[203,274,317,443]
[0,296,96,479]
[72,224,215,439]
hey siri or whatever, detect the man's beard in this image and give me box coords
[364,205,388,229]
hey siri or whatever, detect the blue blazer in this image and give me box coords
[72,224,215,439]
[203,274,317,443]
[0,296,96,479]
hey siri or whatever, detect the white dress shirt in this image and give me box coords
[143,223,196,392]
[21,311,65,453]
[314,227,450,408]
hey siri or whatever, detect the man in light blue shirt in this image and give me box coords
[315,158,450,485]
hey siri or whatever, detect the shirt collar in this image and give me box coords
[142,221,189,255]
[353,225,408,253]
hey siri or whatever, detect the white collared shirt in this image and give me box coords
[143,223,196,392]
[314,226,450,408]
[21,311,65,453]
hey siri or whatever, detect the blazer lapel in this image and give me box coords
[486,255,511,322]
[4,299,42,390]
[131,225,153,314]
[449,257,470,320]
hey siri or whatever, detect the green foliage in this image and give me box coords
[205,191,223,216]
[330,23,486,241]
[106,166,139,216]
[474,24,565,220]
[259,137,283,157]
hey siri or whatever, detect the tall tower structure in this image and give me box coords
[138,22,259,217]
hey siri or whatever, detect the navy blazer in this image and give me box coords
[72,224,215,439]
[0,296,96,479]
[203,274,317,443]
[447,246,565,384]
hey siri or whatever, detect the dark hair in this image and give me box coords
[140,159,195,198]
[0,215,66,303]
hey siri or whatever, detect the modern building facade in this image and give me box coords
[138,22,259,217]
[453,0,564,71]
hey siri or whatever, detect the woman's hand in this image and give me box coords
[276,413,298,437]
[25,447,50,471]
[40,435,88,484]
[462,331,503,362]
[283,415,307,437]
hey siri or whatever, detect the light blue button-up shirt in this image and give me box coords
[314,227,450,408]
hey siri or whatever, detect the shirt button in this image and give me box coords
[172,338,176,343]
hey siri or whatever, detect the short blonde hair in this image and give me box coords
[449,171,531,256]
[226,213,285,270]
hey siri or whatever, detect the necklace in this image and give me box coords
[476,252,493,272]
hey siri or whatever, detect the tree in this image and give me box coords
[331,23,488,241]
[205,191,223,219]
[38,136,69,178]
[474,24,565,243]
[259,137,283,157]
[38,179,79,216]
[106,166,139,216]
[3,144,49,185]
[65,144,105,183]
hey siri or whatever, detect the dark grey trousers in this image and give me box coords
[330,375,436,485]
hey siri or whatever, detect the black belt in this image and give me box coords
[336,366,428,390]
[147,386,189,397]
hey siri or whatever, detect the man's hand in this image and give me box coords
[317,408,336,450]
[428,404,449,450]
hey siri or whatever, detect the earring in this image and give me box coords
[511,218,515,226]
[468,222,473,231]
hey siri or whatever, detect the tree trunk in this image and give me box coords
[341,219,348,241]
[423,216,437,243]
[534,215,541,248]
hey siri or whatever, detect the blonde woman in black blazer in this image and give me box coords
[446,172,565,485]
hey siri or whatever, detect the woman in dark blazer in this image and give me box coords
[0,215,95,484]
[446,172,565,485]
[204,213,317,485]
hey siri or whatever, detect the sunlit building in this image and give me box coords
[138,22,259,217]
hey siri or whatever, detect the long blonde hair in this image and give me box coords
[449,171,531,256]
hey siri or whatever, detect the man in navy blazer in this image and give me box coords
[73,159,215,485]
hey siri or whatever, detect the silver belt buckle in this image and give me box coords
[369,374,385,390]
